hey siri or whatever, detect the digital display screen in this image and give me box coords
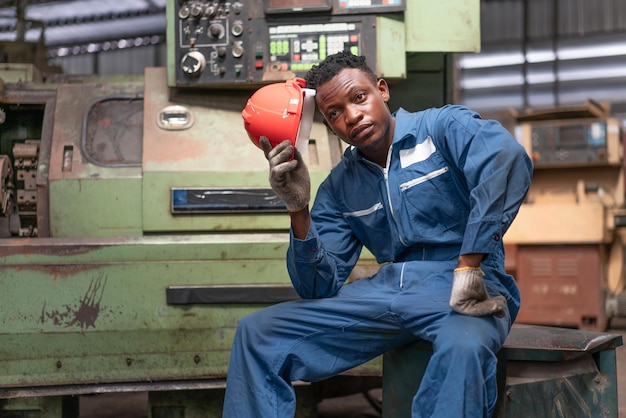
[266,0,332,13]
[558,125,586,146]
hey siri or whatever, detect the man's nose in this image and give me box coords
[345,104,362,125]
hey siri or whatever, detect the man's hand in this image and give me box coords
[450,267,506,317]
[260,137,310,212]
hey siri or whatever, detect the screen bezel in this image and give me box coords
[332,0,405,14]
[264,0,332,14]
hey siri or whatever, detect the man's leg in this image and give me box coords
[390,260,511,418]
[411,313,509,418]
[222,271,414,418]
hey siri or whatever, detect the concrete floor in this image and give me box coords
[79,320,626,418]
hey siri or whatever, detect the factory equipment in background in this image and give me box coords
[505,100,626,332]
[169,0,407,87]
[0,0,480,417]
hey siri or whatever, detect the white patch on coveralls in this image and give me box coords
[343,202,383,218]
[399,135,436,168]
[400,262,406,289]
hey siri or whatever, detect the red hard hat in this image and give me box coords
[242,78,316,153]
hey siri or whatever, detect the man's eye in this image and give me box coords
[355,93,365,102]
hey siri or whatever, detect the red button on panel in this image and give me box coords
[255,61,263,69]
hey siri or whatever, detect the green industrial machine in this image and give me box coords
[0,1,480,417]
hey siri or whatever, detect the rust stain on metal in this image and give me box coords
[97,117,112,129]
[16,264,101,276]
[4,241,106,257]
[39,273,107,329]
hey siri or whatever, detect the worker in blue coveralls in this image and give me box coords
[223,51,533,418]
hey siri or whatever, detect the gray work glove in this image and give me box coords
[260,137,310,212]
[450,267,506,317]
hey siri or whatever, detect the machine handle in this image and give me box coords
[166,284,299,305]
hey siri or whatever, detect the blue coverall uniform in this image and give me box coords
[223,105,533,418]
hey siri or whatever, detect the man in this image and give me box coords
[223,51,533,417]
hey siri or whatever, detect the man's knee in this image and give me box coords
[233,309,271,344]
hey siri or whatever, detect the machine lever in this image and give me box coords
[166,284,299,305]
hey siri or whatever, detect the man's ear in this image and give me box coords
[377,78,390,102]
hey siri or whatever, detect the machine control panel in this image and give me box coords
[174,1,249,84]
[528,119,622,167]
[168,0,405,87]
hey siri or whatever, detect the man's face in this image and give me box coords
[315,68,394,159]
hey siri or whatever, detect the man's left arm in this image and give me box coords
[435,106,533,316]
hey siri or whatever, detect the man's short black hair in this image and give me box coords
[305,51,378,90]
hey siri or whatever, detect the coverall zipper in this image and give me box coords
[399,166,449,191]
[361,145,410,248]
[380,145,409,247]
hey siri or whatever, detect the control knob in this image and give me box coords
[209,23,225,39]
[181,50,206,77]
[190,2,203,17]
[206,5,217,17]
[232,2,243,14]
[178,5,190,19]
